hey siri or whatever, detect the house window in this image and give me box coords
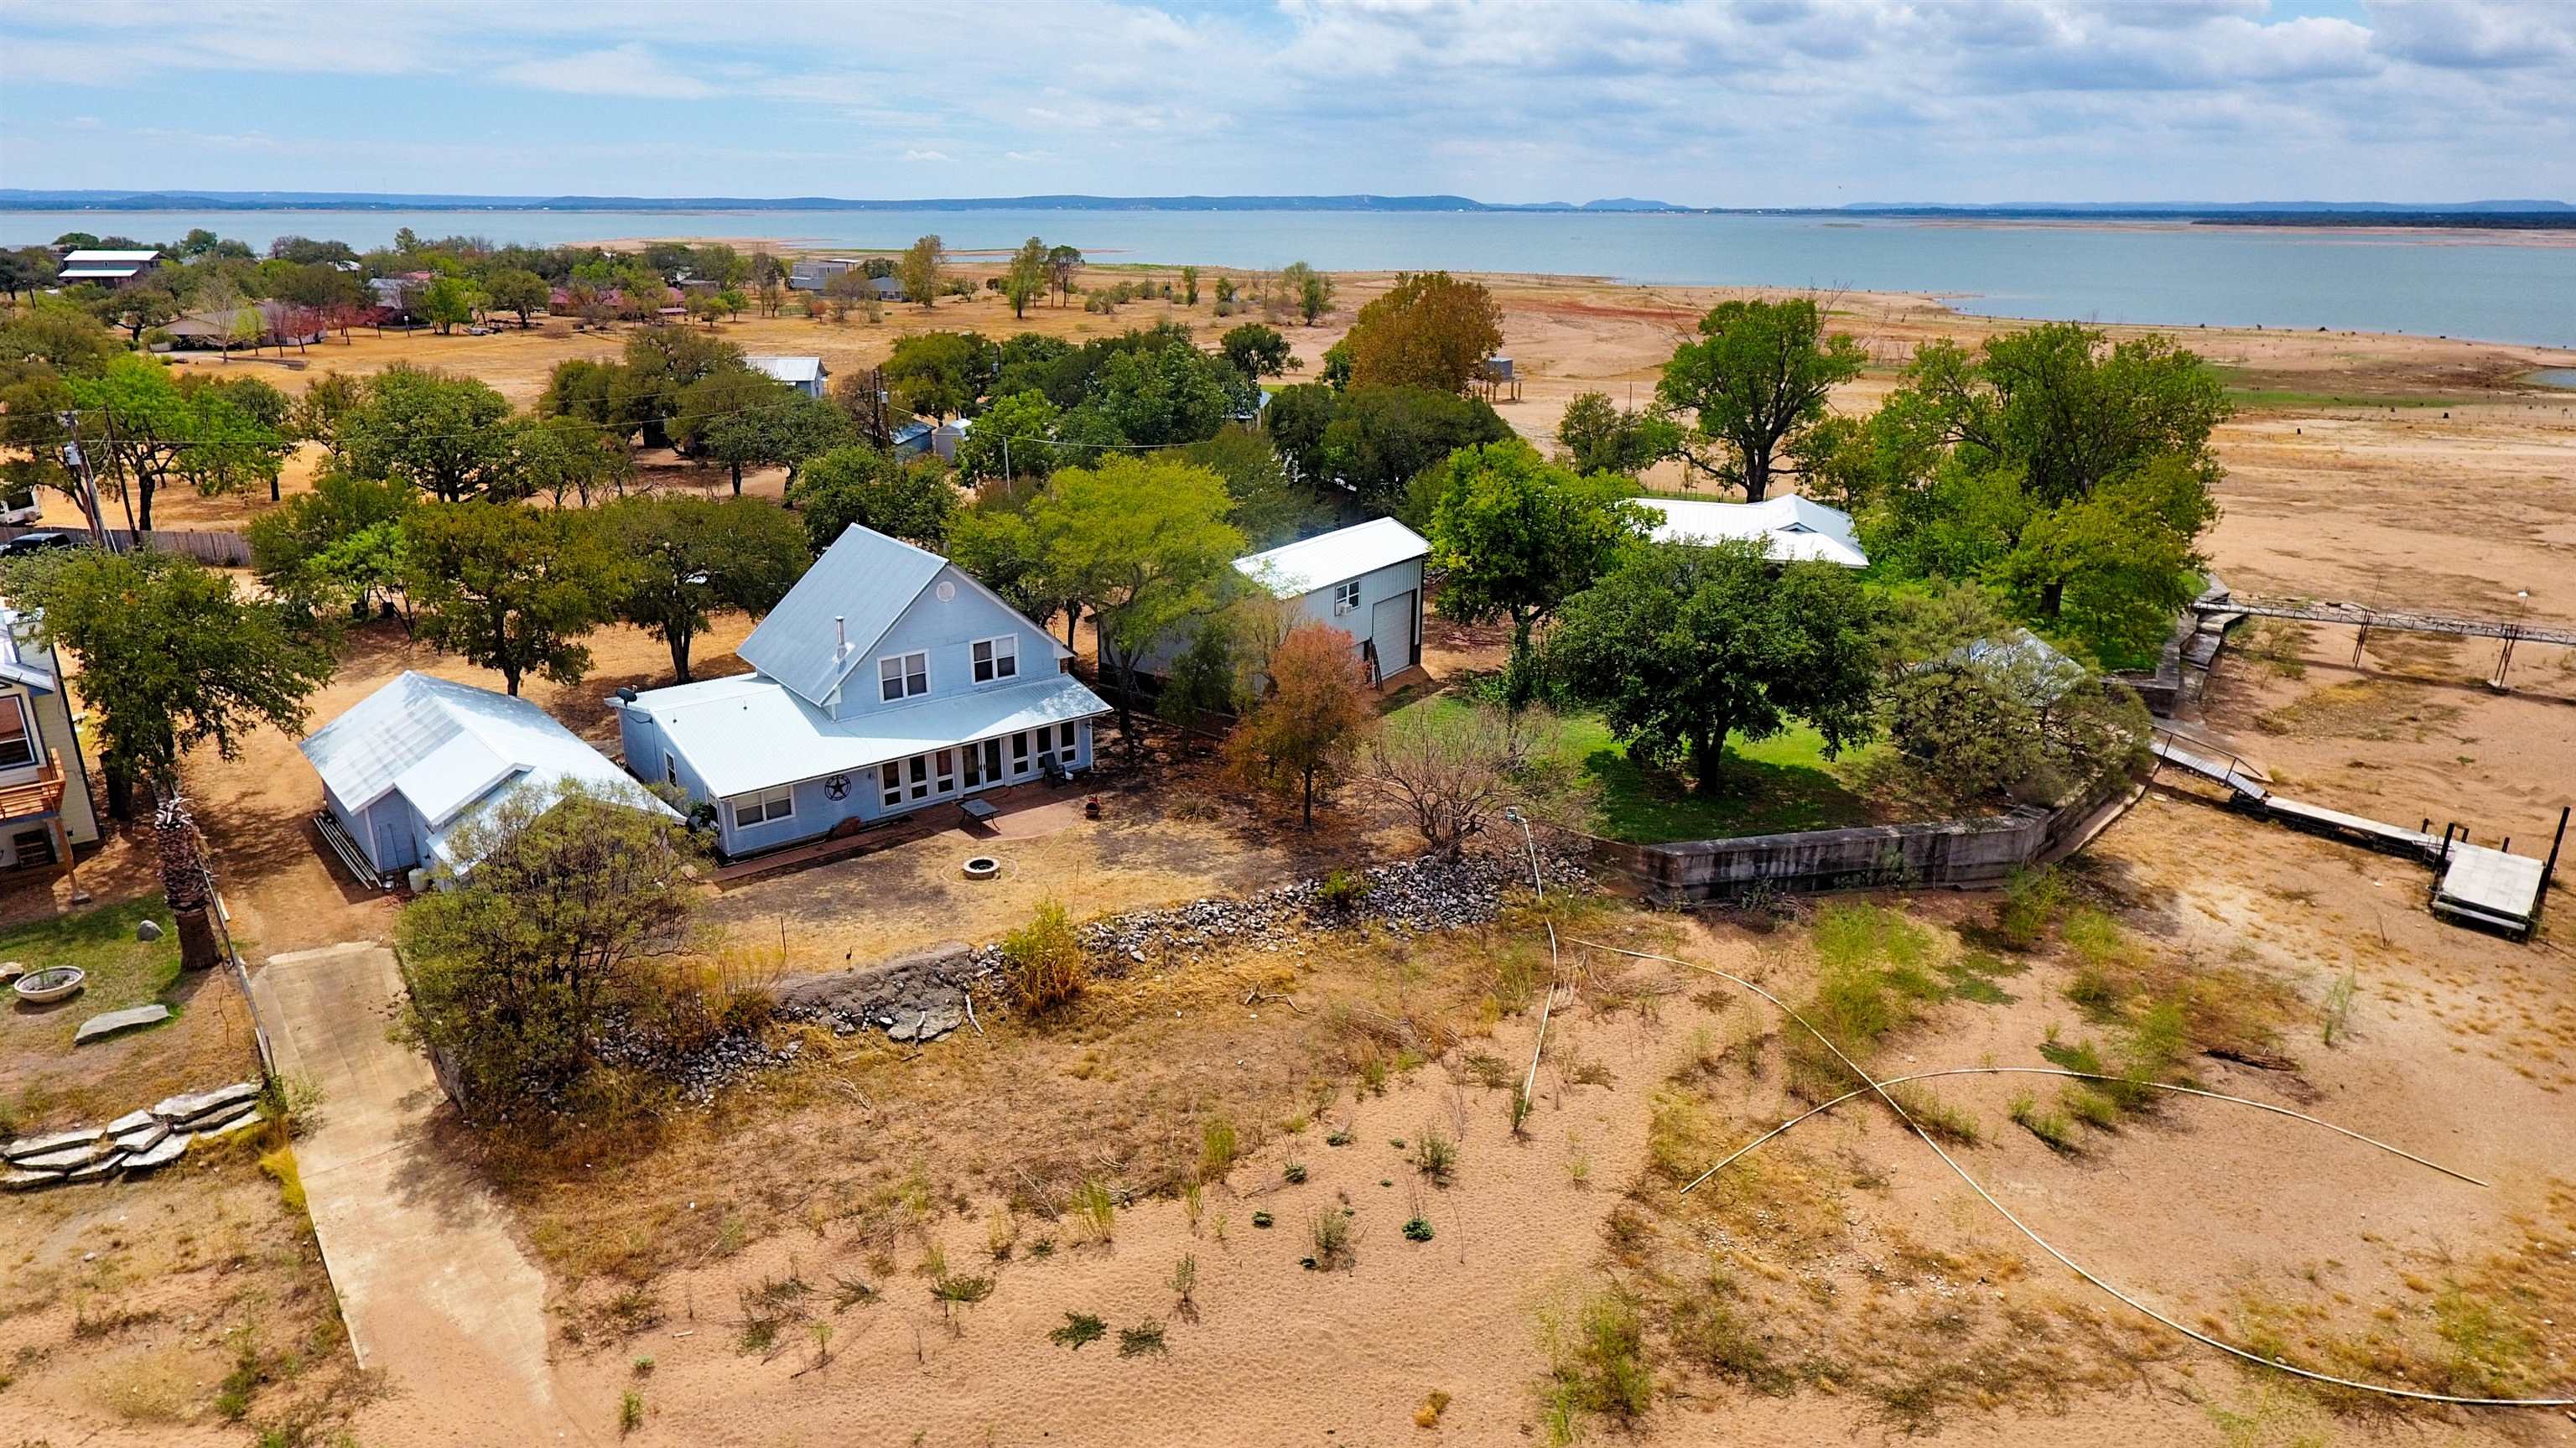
[728,784,794,828]
[972,636,1019,683]
[1011,730,1031,773]
[908,754,930,799]
[1333,580,1362,615]
[1057,722,1076,755]
[935,748,958,794]
[0,698,32,770]
[879,651,929,702]
[880,763,903,808]
[662,752,678,788]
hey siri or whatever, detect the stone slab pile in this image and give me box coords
[1,1080,262,1191]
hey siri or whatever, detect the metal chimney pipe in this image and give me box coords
[834,615,847,659]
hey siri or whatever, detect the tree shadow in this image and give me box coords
[1581,744,1876,843]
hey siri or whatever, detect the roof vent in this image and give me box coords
[834,615,849,661]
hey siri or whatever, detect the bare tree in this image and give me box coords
[1366,700,1595,859]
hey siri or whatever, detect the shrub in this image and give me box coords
[1543,1291,1654,1432]
[1049,1312,1106,1350]
[1282,1160,1307,1184]
[1002,897,1089,1015]
[1997,866,2065,948]
[1198,1117,1239,1182]
[1306,1208,1354,1270]
[1402,1217,1435,1243]
[1118,1320,1169,1357]
[1068,1177,1117,1243]
[620,1390,645,1435]
[1413,1130,1457,1185]
[1317,868,1368,913]
[2009,1094,2077,1153]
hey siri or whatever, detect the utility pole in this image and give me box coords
[55,410,112,553]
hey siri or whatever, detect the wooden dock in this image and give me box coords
[2150,727,2558,939]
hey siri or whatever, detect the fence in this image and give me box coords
[0,524,252,568]
[1550,761,2144,909]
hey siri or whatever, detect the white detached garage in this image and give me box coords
[1233,518,1431,684]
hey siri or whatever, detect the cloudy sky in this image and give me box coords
[3,0,2568,205]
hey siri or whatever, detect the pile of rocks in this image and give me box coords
[1074,850,1589,964]
[770,942,995,1046]
[590,1019,807,1107]
[3,1082,265,1191]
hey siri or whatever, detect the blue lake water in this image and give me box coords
[2530,368,2576,387]
[8,207,2574,348]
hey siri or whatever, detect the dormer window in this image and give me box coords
[973,636,1019,683]
[879,651,929,702]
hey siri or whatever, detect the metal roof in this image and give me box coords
[747,355,825,385]
[61,249,159,263]
[1636,495,1868,568]
[625,672,1111,799]
[299,672,669,828]
[0,604,60,693]
[1234,517,1431,599]
[737,525,949,707]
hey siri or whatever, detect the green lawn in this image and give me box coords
[0,897,186,1057]
[1400,697,1881,843]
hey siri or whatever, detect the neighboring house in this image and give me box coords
[614,525,1111,859]
[788,257,864,292]
[0,602,100,874]
[868,276,907,303]
[1636,494,1868,568]
[56,248,160,287]
[749,354,828,398]
[891,417,969,463]
[1228,517,1431,684]
[299,672,678,890]
[164,300,326,350]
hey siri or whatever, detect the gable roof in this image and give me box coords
[1235,517,1431,599]
[299,672,667,829]
[747,354,825,386]
[1636,495,1868,568]
[0,603,61,693]
[737,526,951,706]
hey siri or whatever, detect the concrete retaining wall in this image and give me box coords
[1597,763,2140,908]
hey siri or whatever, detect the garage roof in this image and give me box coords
[1234,517,1431,599]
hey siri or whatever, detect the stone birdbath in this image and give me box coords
[13,967,86,1005]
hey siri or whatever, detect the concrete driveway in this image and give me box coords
[256,942,590,1444]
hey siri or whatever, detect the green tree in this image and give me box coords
[1655,297,1866,503]
[792,446,957,553]
[61,353,192,530]
[1218,323,1293,378]
[483,267,548,328]
[1547,539,1883,791]
[1179,265,1201,307]
[952,390,1061,484]
[605,495,808,682]
[341,365,519,502]
[620,326,744,447]
[1261,382,1339,483]
[292,370,366,463]
[247,470,419,616]
[1026,457,1244,754]
[1343,272,1501,393]
[1275,261,1336,324]
[402,502,636,695]
[172,373,294,502]
[397,779,707,1116]
[92,278,182,344]
[1425,439,1649,699]
[897,235,944,309]
[1555,391,1680,477]
[416,274,477,335]
[1075,344,1235,447]
[676,366,797,494]
[884,330,993,423]
[510,412,635,506]
[1320,384,1510,512]
[1179,425,1326,550]
[1,548,333,818]
[1004,236,1050,319]
[1046,245,1083,306]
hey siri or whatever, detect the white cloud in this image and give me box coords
[0,0,2567,203]
[492,44,714,100]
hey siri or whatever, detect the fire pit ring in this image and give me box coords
[961,856,1001,881]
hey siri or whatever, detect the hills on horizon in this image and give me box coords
[3,189,2568,219]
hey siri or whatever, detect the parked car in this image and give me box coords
[0,532,79,558]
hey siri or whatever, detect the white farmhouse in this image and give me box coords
[1635,495,1868,568]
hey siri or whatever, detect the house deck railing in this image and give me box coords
[0,750,67,823]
